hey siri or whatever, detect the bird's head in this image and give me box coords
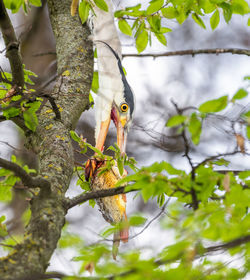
[95,84,134,155]
[94,41,134,155]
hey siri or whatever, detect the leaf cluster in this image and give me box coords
[0,67,42,131]
[166,78,250,145]
[3,0,41,13]
[114,0,250,53]
[0,155,36,203]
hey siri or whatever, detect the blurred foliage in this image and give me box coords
[0,0,250,279]
[66,79,250,278]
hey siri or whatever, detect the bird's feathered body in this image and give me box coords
[86,0,135,259]
[89,161,127,224]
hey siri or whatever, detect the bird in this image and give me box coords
[85,41,135,259]
[94,40,134,155]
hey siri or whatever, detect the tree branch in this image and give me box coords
[66,186,138,209]
[94,235,250,279]
[205,234,250,253]
[194,151,250,171]
[0,0,24,87]
[123,48,250,58]
[171,100,198,210]
[0,157,50,190]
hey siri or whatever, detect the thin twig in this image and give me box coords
[41,93,61,120]
[123,48,250,58]
[171,100,198,210]
[194,151,250,171]
[0,141,22,151]
[32,51,56,57]
[114,196,173,242]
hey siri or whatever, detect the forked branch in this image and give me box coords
[0,0,24,87]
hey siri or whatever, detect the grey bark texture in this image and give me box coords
[0,0,93,279]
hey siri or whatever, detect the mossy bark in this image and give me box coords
[0,0,93,279]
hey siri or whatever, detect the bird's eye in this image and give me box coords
[120,103,129,112]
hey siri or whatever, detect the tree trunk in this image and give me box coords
[0,1,93,279]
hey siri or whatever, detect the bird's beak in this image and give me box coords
[95,109,128,155]
[117,115,128,155]
[95,117,111,152]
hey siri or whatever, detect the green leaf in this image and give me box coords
[59,232,83,249]
[117,157,124,176]
[220,3,232,23]
[161,7,178,19]
[0,216,5,223]
[89,199,96,208]
[246,126,250,140]
[248,17,250,26]
[136,30,148,53]
[22,1,27,13]
[232,88,248,101]
[160,27,172,33]
[157,193,165,207]
[199,95,228,113]
[89,92,94,107]
[118,19,132,36]
[155,33,167,46]
[231,0,250,15]
[91,71,99,93]
[29,0,42,7]
[0,185,12,202]
[27,101,41,112]
[23,109,38,132]
[176,6,187,24]
[3,107,21,119]
[188,113,202,145]
[129,215,147,227]
[0,216,8,237]
[210,9,220,30]
[23,66,37,85]
[101,226,116,238]
[201,0,216,13]
[238,170,250,179]
[70,130,81,143]
[22,101,40,132]
[166,115,186,127]
[148,15,161,32]
[192,13,206,29]
[125,4,141,12]
[212,158,230,166]
[79,1,90,24]
[3,0,23,13]
[93,0,108,12]
[146,0,164,15]
[160,240,190,261]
